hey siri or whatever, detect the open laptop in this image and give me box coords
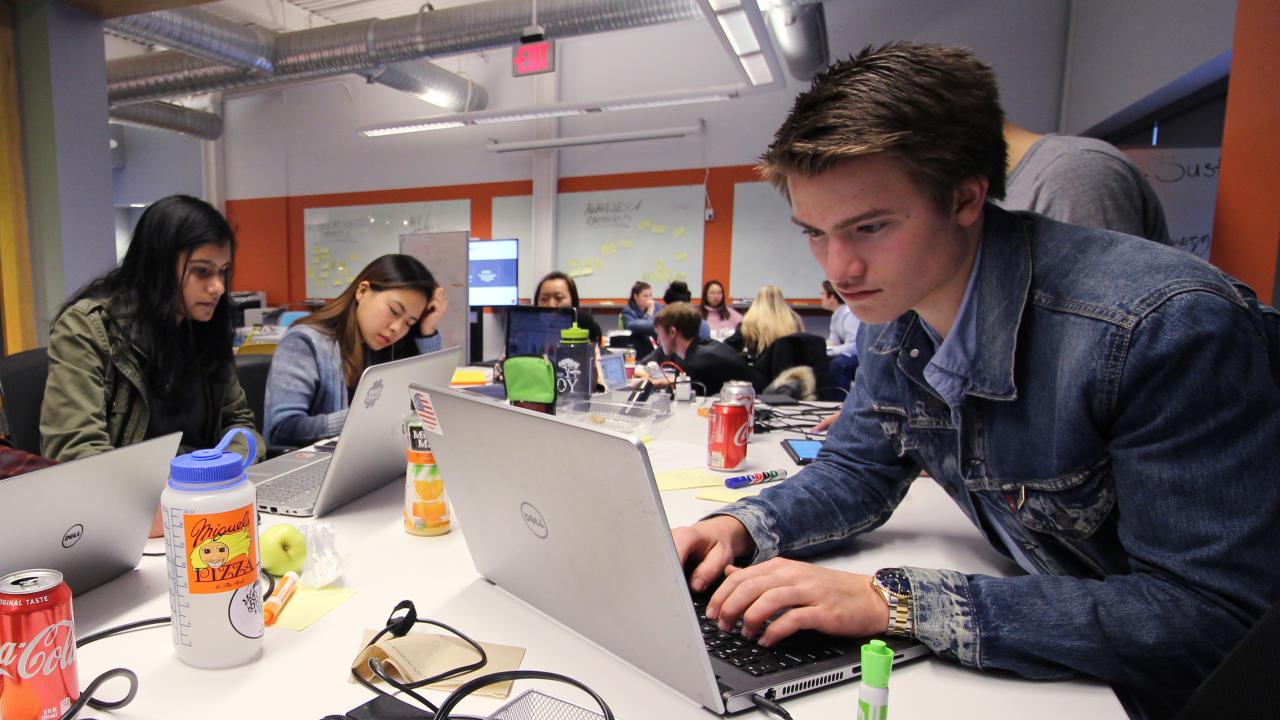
[505,305,575,357]
[598,351,630,392]
[420,385,926,714]
[247,347,461,517]
[0,433,181,594]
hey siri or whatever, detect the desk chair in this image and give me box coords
[233,353,272,434]
[752,332,833,398]
[0,347,49,455]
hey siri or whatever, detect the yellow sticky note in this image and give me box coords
[637,219,651,230]
[568,258,581,266]
[601,242,617,257]
[320,271,331,278]
[620,239,634,249]
[652,224,667,233]
[276,586,359,631]
[655,467,724,491]
[673,226,687,238]
[593,258,604,270]
[315,247,331,256]
[578,266,594,277]
[696,487,756,503]
[674,251,689,261]
[320,262,333,270]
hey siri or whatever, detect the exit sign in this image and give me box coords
[513,40,555,77]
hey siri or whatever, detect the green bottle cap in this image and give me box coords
[560,322,589,343]
[860,639,893,689]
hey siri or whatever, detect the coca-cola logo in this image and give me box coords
[733,421,750,448]
[0,619,76,680]
[62,524,84,548]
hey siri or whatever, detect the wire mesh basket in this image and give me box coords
[483,690,605,720]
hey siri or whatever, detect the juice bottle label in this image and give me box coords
[183,504,258,595]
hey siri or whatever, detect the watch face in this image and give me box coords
[876,568,912,598]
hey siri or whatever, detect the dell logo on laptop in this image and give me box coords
[520,502,548,539]
[62,524,84,548]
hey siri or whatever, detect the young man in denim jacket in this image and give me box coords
[673,43,1280,718]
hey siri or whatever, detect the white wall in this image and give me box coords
[112,124,204,206]
[1061,0,1236,135]
[222,0,1072,199]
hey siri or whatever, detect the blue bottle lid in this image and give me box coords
[169,428,258,489]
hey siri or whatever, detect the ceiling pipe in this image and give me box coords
[361,59,488,112]
[764,0,829,81]
[106,6,276,75]
[106,0,701,107]
[109,101,224,140]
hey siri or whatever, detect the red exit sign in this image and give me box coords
[513,40,556,77]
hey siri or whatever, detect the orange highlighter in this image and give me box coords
[263,571,300,626]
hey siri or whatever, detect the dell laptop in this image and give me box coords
[420,385,926,714]
[0,433,181,594]
[248,347,461,516]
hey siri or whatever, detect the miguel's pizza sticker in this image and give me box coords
[184,504,258,595]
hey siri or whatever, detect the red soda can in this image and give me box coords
[0,569,78,720]
[708,400,750,471]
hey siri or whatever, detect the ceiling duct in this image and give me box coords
[362,59,488,111]
[106,7,277,75]
[765,0,828,81]
[107,0,701,106]
[108,101,224,140]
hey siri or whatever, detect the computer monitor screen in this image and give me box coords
[506,306,575,358]
[469,239,519,306]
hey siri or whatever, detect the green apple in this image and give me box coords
[260,523,307,576]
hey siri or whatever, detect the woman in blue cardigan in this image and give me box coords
[264,254,445,447]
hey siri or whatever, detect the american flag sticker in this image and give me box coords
[411,390,443,436]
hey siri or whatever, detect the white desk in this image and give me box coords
[73,400,1125,718]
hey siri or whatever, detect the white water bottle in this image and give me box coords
[161,428,264,668]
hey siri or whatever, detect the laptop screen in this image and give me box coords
[600,352,627,389]
[506,306,575,357]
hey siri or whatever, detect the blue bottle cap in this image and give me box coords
[169,428,258,489]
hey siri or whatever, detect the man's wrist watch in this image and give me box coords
[870,568,914,637]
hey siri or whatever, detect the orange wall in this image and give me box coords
[1211,0,1280,304]
[228,165,789,307]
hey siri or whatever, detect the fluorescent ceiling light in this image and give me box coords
[697,0,783,89]
[358,86,744,138]
[487,123,704,153]
[717,9,760,56]
[739,52,774,86]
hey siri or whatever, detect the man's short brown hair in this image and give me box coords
[758,42,1007,211]
[654,302,702,341]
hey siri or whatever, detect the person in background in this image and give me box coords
[0,400,56,479]
[534,271,603,344]
[673,43,1280,718]
[642,303,755,396]
[701,279,743,341]
[621,281,659,338]
[728,284,803,363]
[42,194,262,465]
[1000,120,1170,245]
[821,279,860,391]
[663,280,713,339]
[264,254,446,447]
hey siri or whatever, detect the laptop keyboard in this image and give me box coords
[256,459,330,507]
[692,597,846,677]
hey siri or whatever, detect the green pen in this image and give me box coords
[857,639,893,720]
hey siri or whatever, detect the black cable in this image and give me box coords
[751,692,795,720]
[142,551,165,556]
[75,615,170,648]
[434,669,616,720]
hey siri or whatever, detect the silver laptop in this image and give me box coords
[598,351,630,392]
[248,347,461,517]
[421,385,926,714]
[0,433,181,594]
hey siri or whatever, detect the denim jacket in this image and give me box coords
[717,206,1280,715]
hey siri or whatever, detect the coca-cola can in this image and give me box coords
[1,569,78,719]
[719,380,757,439]
[708,401,750,471]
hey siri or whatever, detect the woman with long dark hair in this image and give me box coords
[41,194,262,464]
[700,279,742,340]
[621,280,659,337]
[534,271,602,344]
[264,254,446,447]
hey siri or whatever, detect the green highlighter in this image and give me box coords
[857,639,893,720]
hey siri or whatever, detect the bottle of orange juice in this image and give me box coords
[403,415,451,536]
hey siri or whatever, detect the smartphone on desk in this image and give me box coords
[781,438,822,465]
[313,437,339,453]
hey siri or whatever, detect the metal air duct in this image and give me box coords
[106,7,276,75]
[108,101,224,140]
[363,60,488,112]
[107,0,701,106]
[765,0,828,81]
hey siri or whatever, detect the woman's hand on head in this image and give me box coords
[419,286,449,336]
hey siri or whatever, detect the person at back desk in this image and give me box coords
[642,303,755,396]
[673,43,1280,719]
[534,271,602,344]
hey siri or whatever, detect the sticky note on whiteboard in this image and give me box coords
[637,219,651,230]
[674,252,688,261]
[652,224,666,234]
[673,226,687,238]
[620,239,634,249]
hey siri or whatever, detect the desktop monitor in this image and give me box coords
[469,239,519,306]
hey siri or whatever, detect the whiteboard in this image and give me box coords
[729,182,825,300]
[303,200,470,298]
[1124,147,1220,261]
[400,231,470,358]
[490,195,534,299]
[555,186,705,298]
